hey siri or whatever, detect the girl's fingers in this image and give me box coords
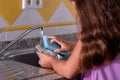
[37,52,41,55]
[54,48,63,52]
[47,36,62,45]
[47,36,56,39]
[37,52,45,56]
[50,39,61,45]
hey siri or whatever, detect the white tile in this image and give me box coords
[5,30,25,41]
[48,2,75,23]
[5,29,41,41]
[12,10,46,26]
[44,25,77,35]
[0,16,9,27]
[0,31,6,41]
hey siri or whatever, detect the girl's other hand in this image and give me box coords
[37,52,54,68]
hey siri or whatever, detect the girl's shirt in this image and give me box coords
[83,53,120,80]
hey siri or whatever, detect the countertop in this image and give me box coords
[0,60,64,80]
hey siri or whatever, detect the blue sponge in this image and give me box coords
[42,36,61,50]
[42,36,69,57]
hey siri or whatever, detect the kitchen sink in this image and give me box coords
[3,48,40,67]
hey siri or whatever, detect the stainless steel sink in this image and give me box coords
[3,48,40,67]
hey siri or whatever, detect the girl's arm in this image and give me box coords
[50,40,82,79]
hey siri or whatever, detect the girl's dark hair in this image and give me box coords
[75,0,120,71]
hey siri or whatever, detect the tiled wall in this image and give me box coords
[0,0,78,42]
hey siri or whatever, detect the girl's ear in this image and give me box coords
[69,0,76,7]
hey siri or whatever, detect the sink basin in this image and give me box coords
[3,48,40,67]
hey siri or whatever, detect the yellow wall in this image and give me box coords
[0,0,76,31]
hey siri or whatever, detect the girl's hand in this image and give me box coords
[47,36,75,52]
[37,52,54,68]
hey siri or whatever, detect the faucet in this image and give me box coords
[0,26,43,59]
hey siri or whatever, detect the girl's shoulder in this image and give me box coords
[83,53,120,80]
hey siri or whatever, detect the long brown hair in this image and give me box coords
[75,0,120,70]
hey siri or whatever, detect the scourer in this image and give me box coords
[42,35,70,58]
[42,35,61,51]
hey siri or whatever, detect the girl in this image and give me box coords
[37,0,120,80]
